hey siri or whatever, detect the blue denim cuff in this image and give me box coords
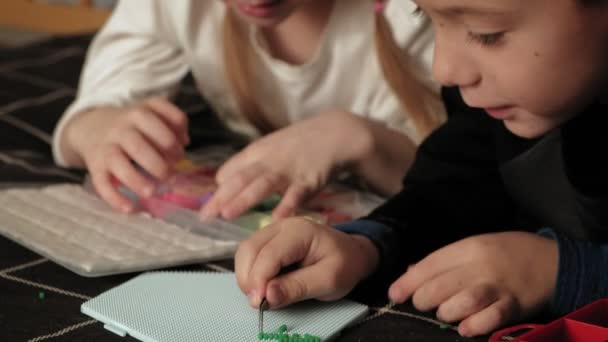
[538,228,608,316]
[334,219,394,275]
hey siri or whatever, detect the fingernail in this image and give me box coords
[248,289,260,306]
[458,326,470,337]
[199,210,212,221]
[220,208,235,220]
[269,283,284,306]
[121,204,133,213]
[388,286,402,303]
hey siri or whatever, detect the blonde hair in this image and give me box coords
[374,10,443,139]
[222,1,443,139]
[222,10,275,134]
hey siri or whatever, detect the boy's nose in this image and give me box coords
[432,37,481,88]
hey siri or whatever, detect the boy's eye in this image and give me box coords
[467,32,505,46]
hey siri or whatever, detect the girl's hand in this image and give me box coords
[200,111,373,220]
[388,232,559,337]
[235,217,379,309]
[65,97,189,212]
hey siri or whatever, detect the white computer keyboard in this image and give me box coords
[0,184,238,277]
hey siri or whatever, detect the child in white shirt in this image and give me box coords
[53,0,442,219]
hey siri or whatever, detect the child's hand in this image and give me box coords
[388,232,559,337]
[66,97,189,212]
[235,217,379,309]
[200,111,372,220]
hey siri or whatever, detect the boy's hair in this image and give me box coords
[222,1,443,138]
[579,0,608,8]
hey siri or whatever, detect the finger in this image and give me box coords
[458,296,518,338]
[222,175,279,219]
[120,129,173,181]
[90,168,133,213]
[130,110,185,162]
[234,222,282,296]
[389,239,469,303]
[264,258,345,309]
[272,183,311,220]
[144,97,190,145]
[248,222,314,306]
[215,150,251,184]
[200,166,260,219]
[436,284,500,323]
[410,267,473,312]
[107,146,156,199]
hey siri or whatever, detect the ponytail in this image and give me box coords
[222,9,275,134]
[374,0,444,139]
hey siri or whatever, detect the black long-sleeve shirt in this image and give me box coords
[337,87,608,316]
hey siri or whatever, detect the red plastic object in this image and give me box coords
[490,299,608,342]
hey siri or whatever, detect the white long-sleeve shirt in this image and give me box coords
[53,0,434,167]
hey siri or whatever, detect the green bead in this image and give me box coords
[38,291,45,300]
[255,194,281,211]
[439,323,450,330]
[303,335,319,342]
[233,212,273,231]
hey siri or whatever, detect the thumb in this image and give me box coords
[265,260,348,309]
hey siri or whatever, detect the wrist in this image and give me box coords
[63,107,117,167]
[342,114,414,195]
[349,234,380,279]
[330,112,375,170]
[62,112,92,168]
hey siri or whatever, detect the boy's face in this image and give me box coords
[416,0,608,138]
[225,0,312,27]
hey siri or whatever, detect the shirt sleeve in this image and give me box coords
[560,100,608,236]
[334,219,396,285]
[52,0,190,167]
[539,228,608,316]
[535,100,608,315]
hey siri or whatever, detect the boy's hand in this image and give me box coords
[388,232,558,337]
[66,97,189,212]
[200,111,373,221]
[235,217,379,309]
